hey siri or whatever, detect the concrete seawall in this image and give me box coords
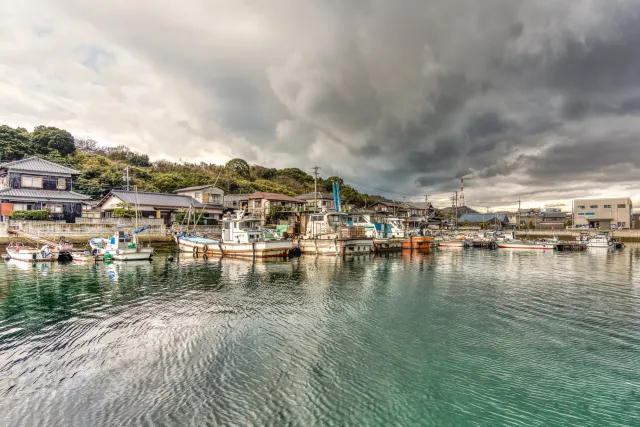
[515,230,640,243]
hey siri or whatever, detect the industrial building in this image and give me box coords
[572,197,632,229]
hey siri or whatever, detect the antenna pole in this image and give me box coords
[312,166,320,213]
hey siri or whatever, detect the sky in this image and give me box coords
[2,1,640,210]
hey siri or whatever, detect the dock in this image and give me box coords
[470,241,498,249]
[555,243,586,251]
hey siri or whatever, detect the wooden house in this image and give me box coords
[0,156,90,223]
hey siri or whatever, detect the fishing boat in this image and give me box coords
[89,226,153,261]
[347,214,405,251]
[200,215,293,258]
[436,234,469,248]
[298,212,373,255]
[498,237,558,250]
[5,242,54,262]
[70,250,102,263]
[578,231,624,249]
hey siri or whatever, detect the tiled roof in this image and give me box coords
[175,184,222,193]
[0,156,81,175]
[100,190,222,209]
[247,192,305,203]
[297,192,334,200]
[0,188,90,201]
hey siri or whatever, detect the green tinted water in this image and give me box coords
[1,249,640,426]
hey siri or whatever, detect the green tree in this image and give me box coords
[30,125,76,157]
[277,168,313,184]
[528,220,535,230]
[565,218,573,227]
[0,125,31,161]
[112,202,136,218]
[226,158,250,177]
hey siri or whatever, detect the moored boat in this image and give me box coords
[89,227,153,261]
[176,214,293,258]
[5,242,54,262]
[498,238,557,250]
[298,212,373,255]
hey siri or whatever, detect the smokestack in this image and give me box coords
[459,177,465,207]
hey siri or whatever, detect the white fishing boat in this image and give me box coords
[205,215,293,258]
[347,214,405,251]
[5,242,54,262]
[89,226,153,261]
[578,232,623,248]
[298,212,373,255]
[437,236,468,248]
[498,237,557,250]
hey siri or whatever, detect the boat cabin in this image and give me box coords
[222,218,264,243]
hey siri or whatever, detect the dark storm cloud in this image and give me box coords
[14,0,640,204]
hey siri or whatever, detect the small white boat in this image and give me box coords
[5,242,54,262]
[498,238,557,250]
[578,232,623,249]
[89,227,153,261]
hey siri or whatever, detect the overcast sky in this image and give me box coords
[2,1,640,210]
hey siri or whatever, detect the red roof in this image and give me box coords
[247,192,305,203]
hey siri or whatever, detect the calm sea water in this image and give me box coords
[1,248,640,426]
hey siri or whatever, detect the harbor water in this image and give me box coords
[1,248,640,426]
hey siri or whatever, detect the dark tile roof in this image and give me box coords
[297,192,334,200]
[0,156,81,175]
[100,190,222,209]
[0,188,90,201]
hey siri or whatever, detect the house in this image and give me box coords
[298,191,335,211]
[370,200,409,216]
[175,184,224,205]
[223,194,250,211]
[538,211,568,230]
[0,156,90,223]
[246,192,305,225]
[458,213,509,228]
[97,190,223,225]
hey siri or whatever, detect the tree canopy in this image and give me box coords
[0,123,388,206]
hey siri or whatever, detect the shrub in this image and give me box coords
[112,202,136,218]
[10,210,50,220]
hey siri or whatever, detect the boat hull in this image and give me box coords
[6,248,54,262]
[401,236,434,250]
[180,238,293,258]
[298,238,373,255]
[372,238,405,252]
[498,243,554,250]
[108,248,154,261]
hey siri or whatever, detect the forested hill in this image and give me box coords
[0,124,378,205]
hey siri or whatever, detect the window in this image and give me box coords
[195,192,202,200]
[618,222,626,227]
[57,178,66,190]
[254,200,262,208]
[13,203,27,211]
[603,204,611,208]
[47,205,63,213]
[21,176,43,188]
[590,205,598,208]
[577,205,586,209]
[618,204,626,208]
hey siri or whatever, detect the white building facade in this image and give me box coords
[572,197,632,229]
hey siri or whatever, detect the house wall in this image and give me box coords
[177,187,224,204]
[8,172,71,191]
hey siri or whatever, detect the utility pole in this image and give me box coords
[312,166,320,213]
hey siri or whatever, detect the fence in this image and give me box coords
[76,217,165,225]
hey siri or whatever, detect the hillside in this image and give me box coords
[0,124,382,205]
